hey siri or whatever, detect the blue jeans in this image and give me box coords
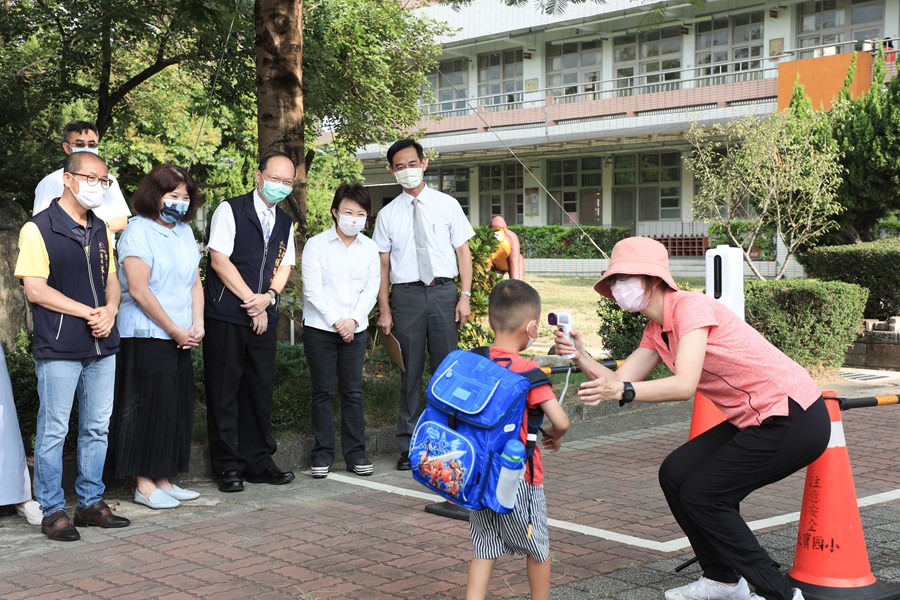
[34,355,116,516]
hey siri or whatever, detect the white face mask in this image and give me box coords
[610,277,651,313]
[337,213,366,237]
[525,320,540,349]
[71,146,99,155]
[69,178,106,210]
[394,167,424,190]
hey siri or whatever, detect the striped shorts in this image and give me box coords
[469,480,549,563]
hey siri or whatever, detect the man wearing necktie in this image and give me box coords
[203,151,297,492]
[373,139,475,471]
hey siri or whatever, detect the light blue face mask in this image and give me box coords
[71,146,100,155]
[262,180,292,204]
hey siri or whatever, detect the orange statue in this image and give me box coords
[489,216,524,281]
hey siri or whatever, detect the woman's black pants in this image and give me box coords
[659,396,829,600]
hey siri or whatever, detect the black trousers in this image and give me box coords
[303,325,367,464]
[659,396,829,600]
[203,318,278,476]
[390,281,459,449]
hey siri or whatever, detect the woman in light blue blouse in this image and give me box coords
[108,164,204,510]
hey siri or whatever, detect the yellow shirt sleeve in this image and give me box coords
[107,226,117,274]
[14,222,50,280]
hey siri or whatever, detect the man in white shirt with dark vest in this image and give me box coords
[373,139,475,471]
[33,120,131,234]
[203,151,297,492]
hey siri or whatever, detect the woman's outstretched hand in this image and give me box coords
[576,377,621,407]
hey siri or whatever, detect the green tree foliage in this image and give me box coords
[303,0,448,156]
[686,79,844,279]
[0,0,444,221]
[829,48,900,242]
[304,146,365,237]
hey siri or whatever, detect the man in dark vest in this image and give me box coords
[15,151,130,541]
[204,151,297,492]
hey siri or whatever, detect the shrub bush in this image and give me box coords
[877,219,900,238]
[508,225,629,259]
[459,227,503,349]
[744,279,867,369]
[3,330,40,454]
[805,238,900,319]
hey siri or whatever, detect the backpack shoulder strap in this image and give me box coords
[472,346,491,359]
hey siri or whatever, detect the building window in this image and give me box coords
[640,27,682,93]
[547,157,603,225]
[798,0,884,58]
[695,12,764,85]
[614,28,682,96]
[613,152,681,223]
[640,153,681,220]
[546,40,602,102]
[426,59,469,116]
[613,34,638,97]
[425,168,470,215]
[479,163,522,224]
[477,50,523,110]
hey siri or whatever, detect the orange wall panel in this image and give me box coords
[777,51,874,111]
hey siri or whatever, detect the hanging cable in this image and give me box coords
[188,0,243,170]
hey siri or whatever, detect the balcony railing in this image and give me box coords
[420,37,898,120]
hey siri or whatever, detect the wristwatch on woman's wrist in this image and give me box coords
[459,290,472,298]
[267,288,279,306]
[619,382,636,407]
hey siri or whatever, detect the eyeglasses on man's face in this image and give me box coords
[262,172,295,187]
[68,172,112,189]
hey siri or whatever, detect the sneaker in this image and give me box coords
[310,461,331,479]
[665,576,751,600]
[16,500,43,526]
[346,454,374,476]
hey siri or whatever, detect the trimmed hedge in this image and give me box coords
[878,219,900,238]
[596,279,866,371]
[744,279,867,369]
[508,225,629,259]
[805,238,900,319]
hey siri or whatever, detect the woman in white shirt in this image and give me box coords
[302,183,380,478]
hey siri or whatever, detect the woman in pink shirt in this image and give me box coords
[554,237,829,600]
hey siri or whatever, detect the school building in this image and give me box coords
[358,0,899,257]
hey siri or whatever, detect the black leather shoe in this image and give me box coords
[218,470,244,493]
[42,510,80,542]
[397,451,411,471]
[74,500,130,528]
[245,465,295,485]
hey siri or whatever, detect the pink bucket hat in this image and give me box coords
[594,236,679,299]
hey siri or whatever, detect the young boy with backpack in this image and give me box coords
[466,279,570,600]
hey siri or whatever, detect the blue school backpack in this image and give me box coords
[409,347,550,514]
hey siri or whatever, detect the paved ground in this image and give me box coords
[1,370,899,599]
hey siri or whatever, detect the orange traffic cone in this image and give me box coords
[688,391,726,439]
[788,393,900,599]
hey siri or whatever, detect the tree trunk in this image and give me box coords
[255,0,307,240]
